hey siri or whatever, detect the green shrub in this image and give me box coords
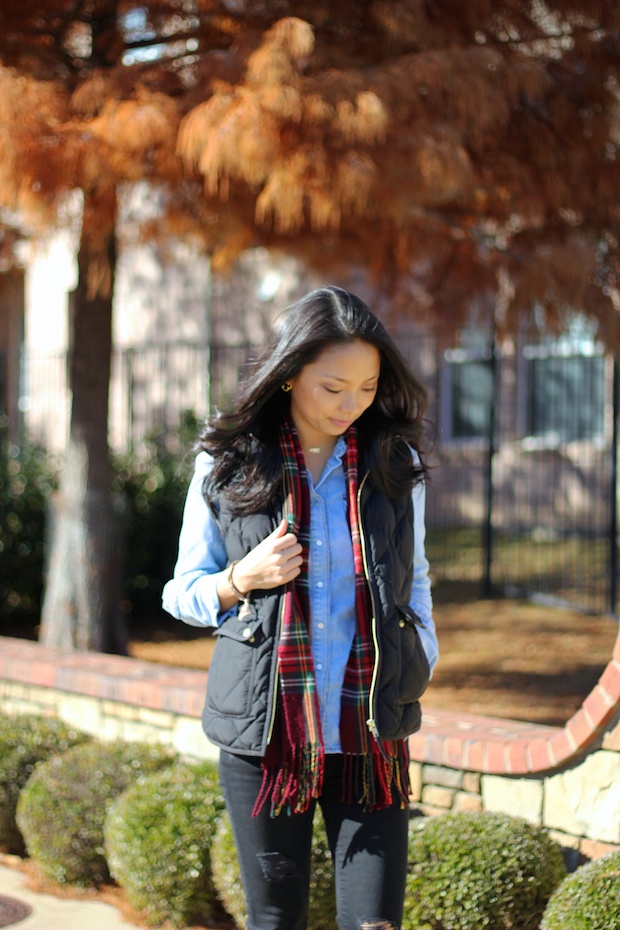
[0,714,88,854]
[541,850,620,930]
[16,740,176,886]
[105,759,227,928]
[0,425,58,626]
[0,414,198,630]
[404,811,566,930]
[111,411,199,621]
[211,807,337,930]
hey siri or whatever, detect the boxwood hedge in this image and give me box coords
[541,850,620,930]
[105,759,226,929]
[0,714,87,854]
[16,739,176,885]
[404,811,567,930]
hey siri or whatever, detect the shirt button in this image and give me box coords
[316,581,324,588]
[316,539,323,547]
[316,663,324,671]
[317,622,325,630]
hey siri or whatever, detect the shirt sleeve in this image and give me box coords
[409,453,439,677]
[161,451,232,628]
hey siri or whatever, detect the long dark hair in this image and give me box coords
[200,286,429,514]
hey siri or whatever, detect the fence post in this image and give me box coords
[610,356,619,616]
[483,338,498,597]
[126,348,134,455]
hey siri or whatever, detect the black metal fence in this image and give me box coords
[3,333,619,617]
[395,330,618,618]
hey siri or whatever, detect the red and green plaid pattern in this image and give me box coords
[253,419,409,817]
[340,435,410,810]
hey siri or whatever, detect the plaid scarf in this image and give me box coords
[252,419,410,817]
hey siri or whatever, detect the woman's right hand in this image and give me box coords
[232,519,303,593]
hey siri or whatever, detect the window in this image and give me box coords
[523,346,606,444]
[440,346,494,442]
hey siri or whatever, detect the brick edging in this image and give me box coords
[1,631,619,777]
[0,637,206,717]
[410,628,620,775]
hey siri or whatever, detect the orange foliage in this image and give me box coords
[0,0,620,338]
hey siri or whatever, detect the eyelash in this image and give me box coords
[324,387,377,394]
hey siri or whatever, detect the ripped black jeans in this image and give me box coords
[219,750,409,930]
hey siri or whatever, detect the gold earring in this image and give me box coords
[282,382,292,392]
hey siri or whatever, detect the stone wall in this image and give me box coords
[409,623,620,859]
[408,708,620,861]
[0,638,218,762]
[1,634,619,860]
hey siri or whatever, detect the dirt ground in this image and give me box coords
[130,581,620,728]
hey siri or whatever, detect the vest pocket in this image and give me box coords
[395,606,431,705]
[213,607,264,643]
[206,613,263,717]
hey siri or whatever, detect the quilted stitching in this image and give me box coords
[203,479,428,754]
[361,483,428,741]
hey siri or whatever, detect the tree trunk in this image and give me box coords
[40,186,126,653]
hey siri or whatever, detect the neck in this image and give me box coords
[300,437,337,459]
[300,443,333,484]
[291,422,338,460]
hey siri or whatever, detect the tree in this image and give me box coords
[0,0,183,651]
[175,3,620,341]
[0,1,619,651]
[0,221,25,437]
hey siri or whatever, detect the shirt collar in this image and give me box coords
[332,434,348,463]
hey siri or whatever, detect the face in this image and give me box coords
[288,339,381,446]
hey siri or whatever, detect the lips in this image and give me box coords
[329,418,352,429]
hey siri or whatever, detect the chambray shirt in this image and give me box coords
[162,437,439,753]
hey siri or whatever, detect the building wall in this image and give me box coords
[19,233,328,450]
[16,233,618,612]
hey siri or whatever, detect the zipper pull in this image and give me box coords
[367,718,392,762]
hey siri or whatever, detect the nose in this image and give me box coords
[339,392,358,414]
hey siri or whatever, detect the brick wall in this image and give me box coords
[0,637,217,761]
[1,633,619,859]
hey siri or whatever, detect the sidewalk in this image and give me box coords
[0,862,134,929]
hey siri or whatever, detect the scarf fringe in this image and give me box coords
[254,744,409,818]
[341,744,411,810]
[253,743,325,817]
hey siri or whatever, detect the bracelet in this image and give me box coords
[227,561,250,602]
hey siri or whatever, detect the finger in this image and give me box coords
[270,518,289,539]
[265,520,298,550]
[281,564,301,583]
[271,532,300,553]
[277,540,302,558]
[278,553,301,572]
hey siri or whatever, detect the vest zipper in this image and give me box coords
[357,471,381,741]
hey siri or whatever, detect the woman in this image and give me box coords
[163,286,438,930]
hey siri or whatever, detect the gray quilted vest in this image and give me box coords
[202,478,430,756]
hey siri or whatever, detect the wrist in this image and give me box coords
[227,561,251,601]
